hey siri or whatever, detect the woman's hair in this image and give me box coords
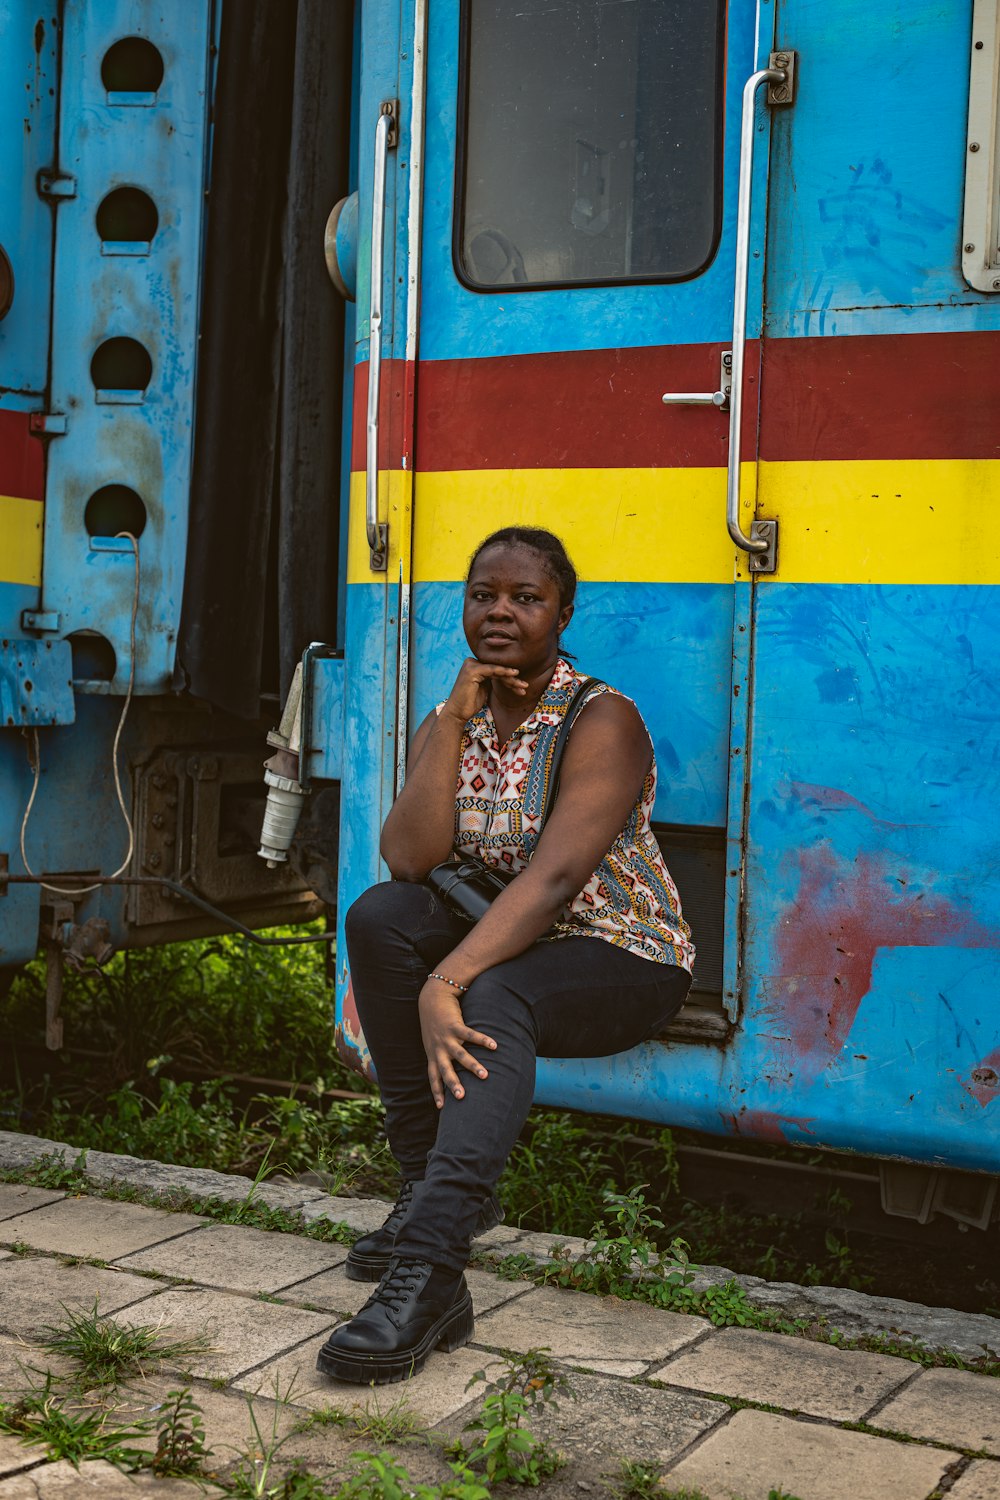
[467,527,577,609]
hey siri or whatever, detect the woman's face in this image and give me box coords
[464,544,573,678]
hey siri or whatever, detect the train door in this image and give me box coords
[398,0,781,1097]
[743,0,1000,1166]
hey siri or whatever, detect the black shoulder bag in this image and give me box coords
[425,677,604,923]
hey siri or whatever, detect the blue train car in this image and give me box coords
[2,0,999,1222]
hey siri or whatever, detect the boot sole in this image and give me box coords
[344,1199,505,1283]
[314,1288,474,1384]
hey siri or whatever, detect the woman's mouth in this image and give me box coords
[482,631,515,644]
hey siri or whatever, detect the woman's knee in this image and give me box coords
[344,879,439,949]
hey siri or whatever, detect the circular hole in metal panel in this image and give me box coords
[101,37,164,93]
[68,632,117,682]
[0,245,14,319]
[96,187,158,244]
[84,485,147,538]
[90,337,152,392]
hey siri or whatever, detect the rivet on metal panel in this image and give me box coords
[970,142,981,152]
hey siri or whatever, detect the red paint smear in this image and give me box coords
[770,844,997,1077]
[960,1046,1000,1108]
[725,1109,816,1144]
[334,974,375,1082]
[785,781,899,825]
[0,409,44,499]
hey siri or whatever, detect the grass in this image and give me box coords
[37,1299,212,1390]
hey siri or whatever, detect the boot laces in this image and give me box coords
[381,1178,415,1236]
[363,1256,429,1315]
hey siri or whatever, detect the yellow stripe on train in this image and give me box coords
[0,495,43,586]
[347,461,1000,586]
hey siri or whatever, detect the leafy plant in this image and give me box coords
[37,1299,211,1390]
[613,1457,669,1497]
[498,1111,677,1238]
[150,1385,212,1476]
[459,1347,573,1486]
[335,1451,489,1500]
[545,1186,695,1303]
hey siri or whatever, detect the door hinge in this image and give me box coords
[29,412,67,436]
[37,169,77,200]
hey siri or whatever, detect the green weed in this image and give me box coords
[150,1385,212,1477]
[613,1456,670,1497]
[458,1347,573,1486]
[0,1376,149,1469]
[37,1299,211,1390]
[498,1111,677,1238]
[335,1451,489,1500]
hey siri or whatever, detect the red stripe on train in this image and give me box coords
[350,331,1000,472]
[0,410,44,498]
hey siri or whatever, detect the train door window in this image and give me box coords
[962,0,1000,292]
[456,0,726,290]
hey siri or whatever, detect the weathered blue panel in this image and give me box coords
[0,639,74,726]
[303,654,346,784]
[0,2,58,394]
[39,0,212,693]
[767,0,1000,338]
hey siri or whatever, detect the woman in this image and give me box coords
[316,527,694,1385]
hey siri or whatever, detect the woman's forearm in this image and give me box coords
[379,712,466,878]
[429,864,575,983]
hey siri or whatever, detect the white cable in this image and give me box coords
[19,531,140,898]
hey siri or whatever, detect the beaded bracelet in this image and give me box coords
[427,972,469,994]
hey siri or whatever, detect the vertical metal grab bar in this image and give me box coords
[727,55,796,573]
[366,104,396,571]
[661,53,795,574]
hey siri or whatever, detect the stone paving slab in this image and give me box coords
[117,1371,296,1463]
[664,1408,960,1500]
[77,1151,327,1215]
[299,1195,393,1234]
[0,1189,64,1225]
[448,1366,727,1475]
[0,1438,36,1480]
[0,1458,225,1496]
[117,1221,346,1292]
[0,1259,162,1338]
[474,1284,709,1376]
[238,1338,502,1426]
[280,1261,534,1320]
[952,1460,1000,1499]
[0,1198,205,1261]
[876,1365,1000,1454]
[0,1335,75,1399]
[653,1325,916,1422]
[110,1285,330,1381]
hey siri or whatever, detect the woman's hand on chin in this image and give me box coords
[441,659,528,726]
[418,977,497,1107]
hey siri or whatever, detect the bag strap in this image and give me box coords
[537,676,605,829]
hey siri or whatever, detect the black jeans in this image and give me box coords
[344,880,691,1274]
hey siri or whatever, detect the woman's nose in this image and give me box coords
[487,597,513,618]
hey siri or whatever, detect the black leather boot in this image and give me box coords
[345,1181,505,1282]
[316,1256,474,1384]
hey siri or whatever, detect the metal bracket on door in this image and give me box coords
[662,350,733,411]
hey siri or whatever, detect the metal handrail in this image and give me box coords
[366,107,393,571]
[726,66,784,564]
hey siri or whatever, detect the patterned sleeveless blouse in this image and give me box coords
[447,658,695,971]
